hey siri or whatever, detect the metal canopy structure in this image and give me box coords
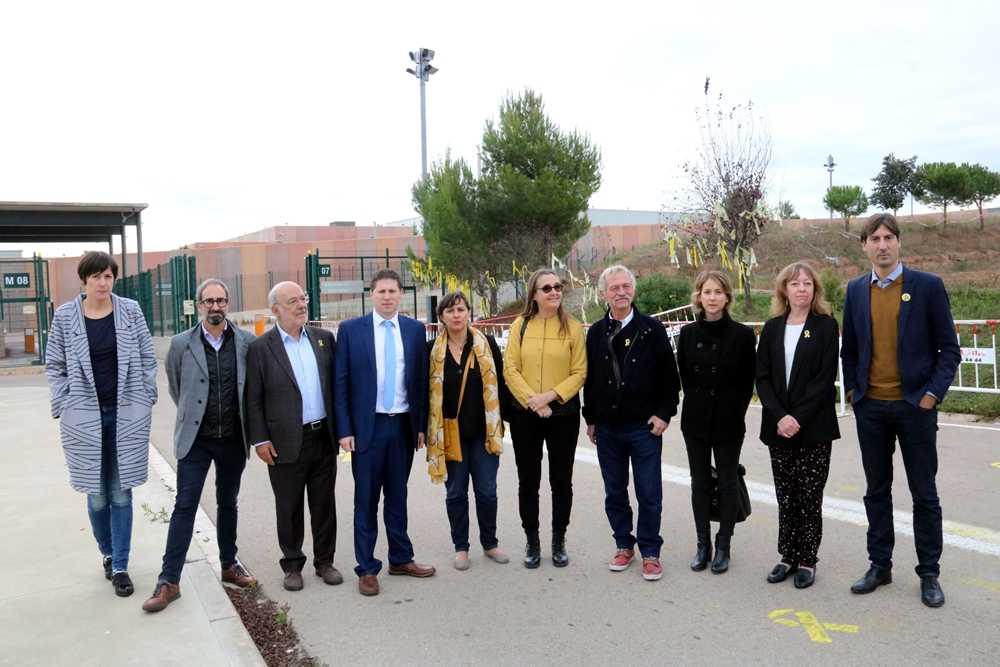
[0,201,148,275]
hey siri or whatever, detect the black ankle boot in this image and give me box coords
[552,534,569,568]
[524,533,541,569]
[711,534,731,574]
[690,533,712,571]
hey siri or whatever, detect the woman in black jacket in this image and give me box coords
[756,262,840,589]
[426,292,510,571]
[677,270,756,574]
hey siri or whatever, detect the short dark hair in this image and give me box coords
[860,213,901,243]
[370,268,403,291]
[77,251,119,282]
[437,291,471,319]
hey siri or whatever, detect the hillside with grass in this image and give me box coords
[598,211,1000,419]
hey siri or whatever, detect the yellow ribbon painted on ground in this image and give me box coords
[769,609,859,644]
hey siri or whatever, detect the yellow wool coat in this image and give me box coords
[503,315,587,409]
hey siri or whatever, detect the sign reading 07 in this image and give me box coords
[3,272,30,289]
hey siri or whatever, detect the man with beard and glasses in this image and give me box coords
[143,279,258,612]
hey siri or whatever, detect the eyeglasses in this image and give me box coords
[536,283,564,294]
[285,295,310,306]
[200,298,229,307]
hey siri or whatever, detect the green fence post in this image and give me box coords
[186,255,197,329]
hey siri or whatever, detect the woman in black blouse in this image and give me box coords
[677,270,756,574]
[426,292,510,570]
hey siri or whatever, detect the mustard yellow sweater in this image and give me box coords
[503,315,587,408]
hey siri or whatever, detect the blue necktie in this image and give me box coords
[382,320,396,411]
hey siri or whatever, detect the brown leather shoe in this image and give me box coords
[387,561,436,578]
[315,564,344,586]
[283,571,304,591]
[358,574,379,596]
[221,562,257,589]
[141,582,181,613]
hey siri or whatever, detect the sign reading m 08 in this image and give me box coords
[3,273,30,289]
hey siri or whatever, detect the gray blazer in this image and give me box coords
[46,294,158,493]
[165,320,255,460]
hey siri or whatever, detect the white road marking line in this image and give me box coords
[747,402,1000,431]
[569,445,1000,557]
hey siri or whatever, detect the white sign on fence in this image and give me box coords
[961,347,996,365]
[320,280,365,295]
[182,299,195,316]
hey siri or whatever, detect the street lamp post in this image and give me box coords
[823,154,836,219]
[406,48,438,180]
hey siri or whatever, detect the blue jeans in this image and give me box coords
[854,397,942,577]
[596,422,664,558]
[86,407,133,572]
[444,436,500,552]
[159,435,246,584]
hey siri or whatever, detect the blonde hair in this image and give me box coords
[520,268,570,335]
[691,269,733,316]
[770,261,832,317]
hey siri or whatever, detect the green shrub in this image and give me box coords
[634,274,691,315]
[820,268,845,312]
[946,286,1000,320]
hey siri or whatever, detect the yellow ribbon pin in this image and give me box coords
[902,293,911,302]
[803,330,811,339]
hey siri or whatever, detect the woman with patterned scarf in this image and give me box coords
[426,291,509,571]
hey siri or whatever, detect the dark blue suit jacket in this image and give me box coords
[333,313,429,453]
[841,266,960,406]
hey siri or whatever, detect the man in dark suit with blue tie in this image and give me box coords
[841,213,960,608]
[334,269,435,596]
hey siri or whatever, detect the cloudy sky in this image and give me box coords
[2,0,998,257]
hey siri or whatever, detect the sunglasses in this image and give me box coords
[536,283,564,294]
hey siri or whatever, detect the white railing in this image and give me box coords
[951,320,999,395]
[310,315,1000,406]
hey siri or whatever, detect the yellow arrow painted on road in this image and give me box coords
[769,609,859,644]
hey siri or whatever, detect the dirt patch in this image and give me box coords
[225,586,319,667]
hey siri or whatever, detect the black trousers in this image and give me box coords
[769,441,832,567]
[854,398,942,577]
[509,410,580,536]
[683,433,743,541]
[266,429,337,573]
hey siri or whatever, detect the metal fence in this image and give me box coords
[114,255,197,336]
[310,307,1000,411]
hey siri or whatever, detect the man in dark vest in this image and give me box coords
[143,279,257,613]
[841,213,960,608]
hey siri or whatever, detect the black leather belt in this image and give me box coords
[303,420,325,431]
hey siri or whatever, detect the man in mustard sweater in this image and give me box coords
[841,213,960,608]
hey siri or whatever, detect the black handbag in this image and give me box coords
[709,464,752,523]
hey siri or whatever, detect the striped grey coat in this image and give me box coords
[46,294,158,494]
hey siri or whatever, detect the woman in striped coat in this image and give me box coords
[46,251,158,597]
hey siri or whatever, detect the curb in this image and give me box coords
[147,443,267,667]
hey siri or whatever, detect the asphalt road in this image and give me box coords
[9,364,998,665]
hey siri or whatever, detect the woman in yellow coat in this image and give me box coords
[504,269,587,569]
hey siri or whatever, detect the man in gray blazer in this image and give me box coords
[143,279,258,613]
[245,281,340,592]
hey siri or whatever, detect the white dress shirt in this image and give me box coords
[373,311,408,414]
[201,321,228,351]
[277,323,326,424]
